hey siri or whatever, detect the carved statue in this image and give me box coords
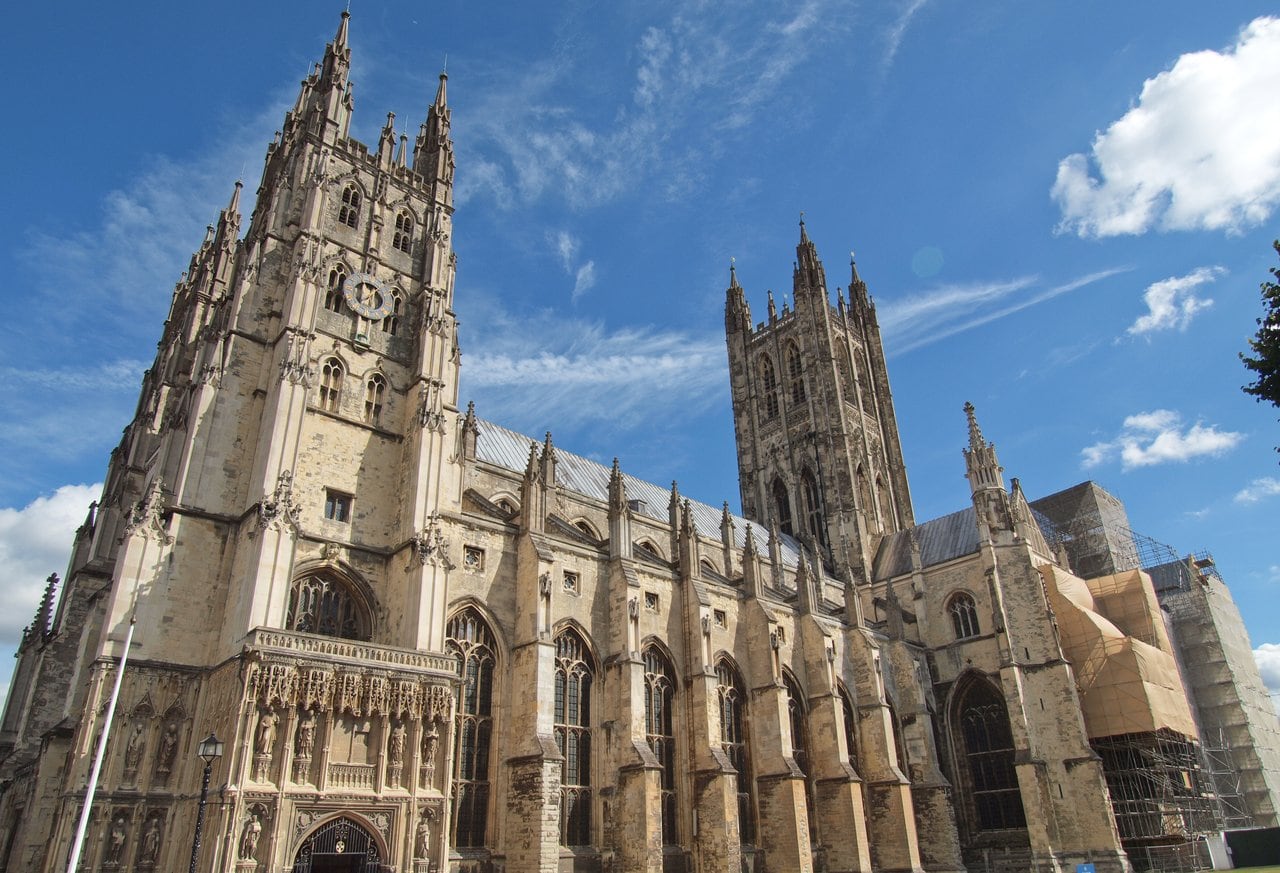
[239,812,262,861]
[256,711,278,756]
[156,724,178,774]
[421,724,440,783]
[123,723,145,777]
[106,815,128,865]
[414,812,431,859]
[139,817,161,864]
[295,710,316,758]
[389,722,406,766]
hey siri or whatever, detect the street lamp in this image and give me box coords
[188,733,224,873]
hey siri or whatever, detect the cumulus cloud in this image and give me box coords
[1126,267,1224,335]
[1235,477,1280,503]
[1255,643,1280,716]
[1081,409,1243,470]
[1053,16,1280,237]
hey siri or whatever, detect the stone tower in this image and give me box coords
[724,221,913,582]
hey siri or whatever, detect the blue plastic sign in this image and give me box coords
[1077,865,1096,873]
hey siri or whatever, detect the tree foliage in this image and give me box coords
[1241,241,1280,450]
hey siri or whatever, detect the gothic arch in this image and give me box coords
[384,197,422,225]
[640,634,679,670]
[946,671,1027,834]
[289,811,389,871]
[487,491,520,515]
[328,173,369,201]
[550,619,601,671]
[635,538,666,561]
[446,598,509,666]
[570,517,601,540]
[446,605,501,849]
[946,590,982,640]
[772,476,794,537]
[699,556,722,578]
[286,561,378,641]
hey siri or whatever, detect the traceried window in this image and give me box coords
[786,342,806,404]
[784,671,817,843]
[364,374,386,426]
[285,574,370,640]
[555,628,594,846]
[956,678,1027,831]
[772,477,793,537]
[949,592,981,640]
[324,266,346,312]
[447,608,496,848]
[800,468,827,550]
[644,645,678,845]
[393,210,414,253]
[319,358,344,413]
[760,356,779,420]
[383,292,403,336]
[716,659,756,845]
[338,185,361,228]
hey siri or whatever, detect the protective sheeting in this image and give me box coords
[1041,565,1198,740]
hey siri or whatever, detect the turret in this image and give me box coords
[793,218,828,304]
[413,73,455,201]
[297,11,354,144]
[725,261,750,334]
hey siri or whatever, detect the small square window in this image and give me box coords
[463,546,484,572]
[563,571,579,593]
[713,609,727,628]
[324,490,352,523]
[644,591,659,612]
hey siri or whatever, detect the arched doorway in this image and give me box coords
[291,816,384,873]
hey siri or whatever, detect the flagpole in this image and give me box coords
[65,614,137,873]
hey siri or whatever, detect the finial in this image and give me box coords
[964,401,985,450]
[228,180,243,213]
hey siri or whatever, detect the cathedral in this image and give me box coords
[2,12,1278,873]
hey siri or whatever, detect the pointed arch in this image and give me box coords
[319,357,344,413]
[290,812,388,871]
[383,288,404,336]
[947,591,981,640]
[772,477,794,537]
[759,355,779,420]
[554,625,596,846]
[635,538,666,562]
[786,341,806,404]
[715,656,756,846]
[284,569,373,641]
[876,474,895,530]
[642,642,679,845]
[783,669,817,842]
[800,467,827,550]
[837,681,860,772]
[324,262,348,313]
[948,672,1027,833]
[446,606,498,849]
[392,208,415,254]
[337,183,363,229]
[363,372,387,426]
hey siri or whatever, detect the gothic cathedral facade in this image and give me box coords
[0,13,1253,873]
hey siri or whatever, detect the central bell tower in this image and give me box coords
[724,221,913,582]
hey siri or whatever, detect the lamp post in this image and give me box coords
[187,733,224,873]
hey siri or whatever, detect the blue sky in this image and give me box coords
[1,1,1278,707]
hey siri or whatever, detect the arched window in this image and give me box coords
[954,677,1026,831]
[364,374,386,426]
[383,292,403,336]
[716,659,755,845]
[876,475,895,530]
[772,478,793,537]
[555,628,594,846]
[393,210,414,254]
[643,645,678,845]
[949,592,980,640]
[784,671,817,842]
[800,468,826,550]
[324,266,346,313]
[285,574,370,640]
[319,358,344,413]
[838,683,860,771]
[338,185,361,228]
[760,356,779,420]
[787,343,806,404]
[447,608,496,849]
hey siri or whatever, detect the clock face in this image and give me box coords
[341,272,394,320]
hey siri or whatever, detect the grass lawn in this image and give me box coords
[1232,868,1280,872]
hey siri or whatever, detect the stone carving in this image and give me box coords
[424,684,452,721]
[124,478,171,543]
[105,813,128,865]
[295,710,316,758]
[239,811,263,861]
[414,809,433,859]
[388,679,421,718]
[123,722,146,782]
[417,378,447,431]
[280,329,315,386]
[389,721,406,766]
[254,663,299,707]
[365,676,389,716]
[155,723,178,780]
[300,668,334,712]
[336,673,363,715]
[258,470,302,532]
[253,710,277,781]
[138,815,162,866]
[410,513,452,567]
[420,723,440,788]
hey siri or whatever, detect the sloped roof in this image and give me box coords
[474,419,804,569]
[871,506,981,581]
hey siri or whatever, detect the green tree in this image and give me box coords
[1241,240,1280,451]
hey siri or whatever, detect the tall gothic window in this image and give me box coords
[716,659,756,845]
[364,374,386,426]
[447,608,496,849]
[319,358,344,413]
[949,592,981,640]
[760,356,779,420]
[784,671,817,843]
[876,475,895,530]
[838,683,860,772]
[285,574,370,640]
[800,468,826,550]
[325,266,346,313]
[393,210,414,253]
[384,292,403,336]
[786,343,806,404]
[772,478,793,537]
[644,645,678,845]
[555,628,594,846]
[955,677,1027,831]
[339,185,362,228]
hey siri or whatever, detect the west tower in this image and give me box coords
[725,222,913,582]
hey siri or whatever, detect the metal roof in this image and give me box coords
[474,418,803,568]
[872,506,981,581]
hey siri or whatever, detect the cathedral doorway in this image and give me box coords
[291,816,384,873]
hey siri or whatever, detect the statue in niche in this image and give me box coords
[256,711,278,756]
[388,722,406,766]
[139,817,161,865]
[414,810,434,859]
[156,723,178,776]
[421,724,439,785]
[105,815,128,865]
[295,710,316,758]
[239,812,262,861]
[123,723,145,779]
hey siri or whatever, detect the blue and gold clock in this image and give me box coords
[341,272,394,320]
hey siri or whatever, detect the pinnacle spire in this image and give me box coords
[414,72,454,188]
[334,9,350,49]
[793,214,827,300]
[963,401,1005,494]
[964,401,985,451]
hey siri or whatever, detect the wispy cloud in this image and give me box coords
[1081,409,1243,470]
[1235,476,1280,504]
[1127,267,1223,335]
[1053,16,1280,237]
[879,268,1127,354]
[882,0,929,75]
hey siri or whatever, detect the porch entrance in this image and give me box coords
[291,816,383,873]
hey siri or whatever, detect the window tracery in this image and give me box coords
[772,478,793,537]
[338,185,361,228]
[787,343,806,404]
[784,671,817,842]
[319,358,344,413]
[555,628,594,846]
[760,356,779,420]
[716,659,755,845]
[324,266,346,313]
[643,645,678,845]
[384,292,403,337]
[949,592,981,640]
[393,210,414,254]
[801,468,826,550]
[285,575,370,640]
[447,608,496,849]
[364,374,386,426]
[956,678,1027,831]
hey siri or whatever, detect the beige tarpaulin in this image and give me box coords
[1040,566,1198,739]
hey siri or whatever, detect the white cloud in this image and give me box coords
[1127,267,1224,335]
[882,0,929,74]
[1053,16,1280,237]
[1255,643,1280,716]
[572,262,597,301]
[1081,409,1243,470]
[1235,476,1280,503]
